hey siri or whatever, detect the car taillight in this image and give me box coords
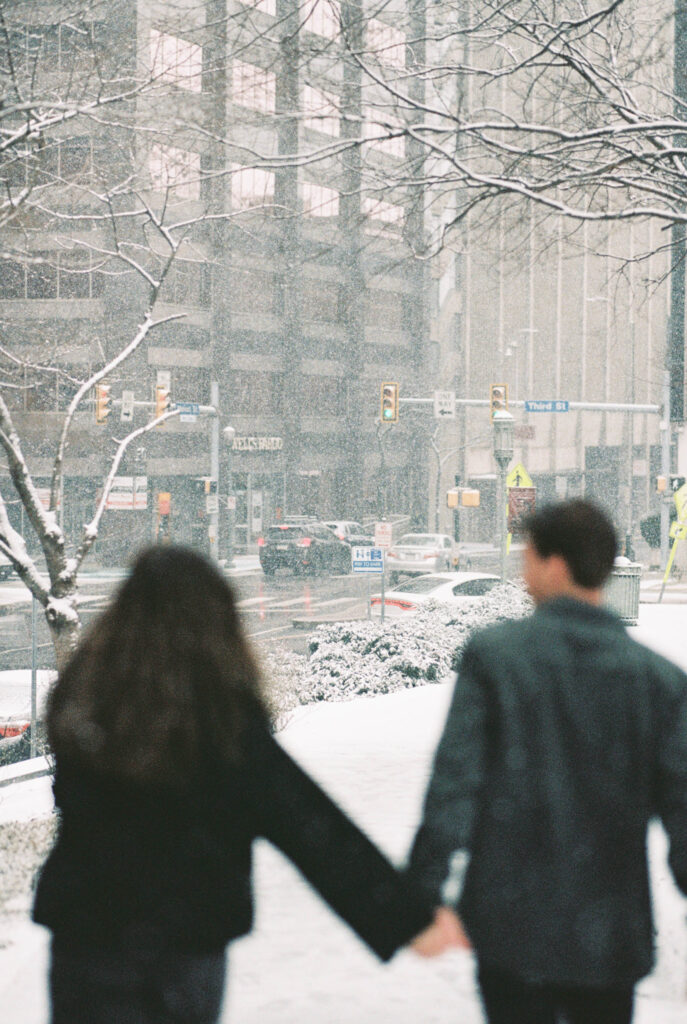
[387,550,397,558]
[257,537,265,547]
[423,551,439,559]
[336,533,344,540]
[297,537,312,547]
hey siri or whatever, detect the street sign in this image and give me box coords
[206,493,219,515]
[374,521,393,548]
[177,401,200,423]
[352,547,384,573]
[524,400,569,413]
[506,462,534,489]
[434,390,456,420]
[120,389,135,423]
[226,495,237,511]
[674,482,687,519]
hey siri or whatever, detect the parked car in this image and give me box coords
[370,571,501,616]
[322,520,374,546]
[258,522,352,576]
[385,533,456,583]
[455,540,525,572]
[0,552,14,582]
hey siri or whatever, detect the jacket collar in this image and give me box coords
[535,595,624,629]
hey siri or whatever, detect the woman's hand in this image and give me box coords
[410,906,471,957]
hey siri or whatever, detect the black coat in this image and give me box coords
[33,717,432,961]
[408,597,687,988]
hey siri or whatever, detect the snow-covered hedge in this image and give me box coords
[260,583,532,729]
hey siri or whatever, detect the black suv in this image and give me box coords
[258,523,351,576]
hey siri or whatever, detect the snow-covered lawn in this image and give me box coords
[1,603,686,1023]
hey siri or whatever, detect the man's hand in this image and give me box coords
[410,906,471,957]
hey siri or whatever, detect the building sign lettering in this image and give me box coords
[232,436,283,452]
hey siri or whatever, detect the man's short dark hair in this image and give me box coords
[523,499,618,588]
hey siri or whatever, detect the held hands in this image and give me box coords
[410,906,471,958]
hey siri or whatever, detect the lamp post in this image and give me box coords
[492,409,515,581]
[223,424,236,569]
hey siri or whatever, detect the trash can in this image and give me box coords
[603,557,642,625]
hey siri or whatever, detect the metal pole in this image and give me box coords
[660,369,671,571]
[210,381,219,561]
[227,442,234,569]
[30,596,37,759]
[496,460,508,581]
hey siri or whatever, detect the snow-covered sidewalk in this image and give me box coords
[1,604,687,1022]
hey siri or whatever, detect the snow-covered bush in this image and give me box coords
[261,583,532,728]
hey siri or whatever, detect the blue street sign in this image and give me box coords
[177,402,200,422]
[524,400,569,413]
[352,547,385,573]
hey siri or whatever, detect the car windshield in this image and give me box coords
[397,534,441,547]
[267,526,306,540]
[391,576,445,594]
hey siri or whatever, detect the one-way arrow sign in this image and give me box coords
[434,390,456,419]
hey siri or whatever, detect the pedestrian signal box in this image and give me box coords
[381,382,399,423]
[490,383,508,421]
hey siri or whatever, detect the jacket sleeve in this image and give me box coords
[243,722,434,961]
[654,674,687,895]
[406,640,488,904]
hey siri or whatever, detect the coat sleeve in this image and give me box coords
[406,640,488,905]
[243,722,434,961]
[654,674,687,895]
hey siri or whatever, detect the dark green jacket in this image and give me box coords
[408,597,687,987]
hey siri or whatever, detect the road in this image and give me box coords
[0,566,380,669]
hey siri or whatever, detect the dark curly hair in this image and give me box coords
[47,545,267,788]
[522,499,618,589]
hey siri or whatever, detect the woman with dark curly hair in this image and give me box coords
[33,544,455,1024]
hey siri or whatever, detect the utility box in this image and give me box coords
[603,558,641,626]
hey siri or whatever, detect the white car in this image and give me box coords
[370,571,501,616]
[322,520,374,546]
[386,533,456,582]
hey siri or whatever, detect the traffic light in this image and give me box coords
[380,382,399,423]
[95,382,111,424]
[490,383,508,421]
[155,384,170,419]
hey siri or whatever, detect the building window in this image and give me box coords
[240,0,276,15]
[302,279,342,322]
[302,181,339,217]
[365,290,404,332]
[302,84,339,135]
[367,19,405,68]
[231,165,275,210]
[362,196,404,229]
[302,0,340,39]
[301,374,344,413]
[364,109,405,158]
[159,261,209,307]
[227,370,283,414]
[0,254,103,300]
[149,144,201,200]
[9,22,92,74]
[150,28,202,93]
[232,60,276,112]
[231,269,277,315]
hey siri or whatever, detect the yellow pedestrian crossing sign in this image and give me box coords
[506,463,533,489]
[674,482,687,519]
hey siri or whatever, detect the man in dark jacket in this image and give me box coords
[408,499,687,1024]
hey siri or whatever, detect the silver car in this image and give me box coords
[386,533,456,583]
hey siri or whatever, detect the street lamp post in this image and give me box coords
[223,424,236,569]
[492,409,515,581]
